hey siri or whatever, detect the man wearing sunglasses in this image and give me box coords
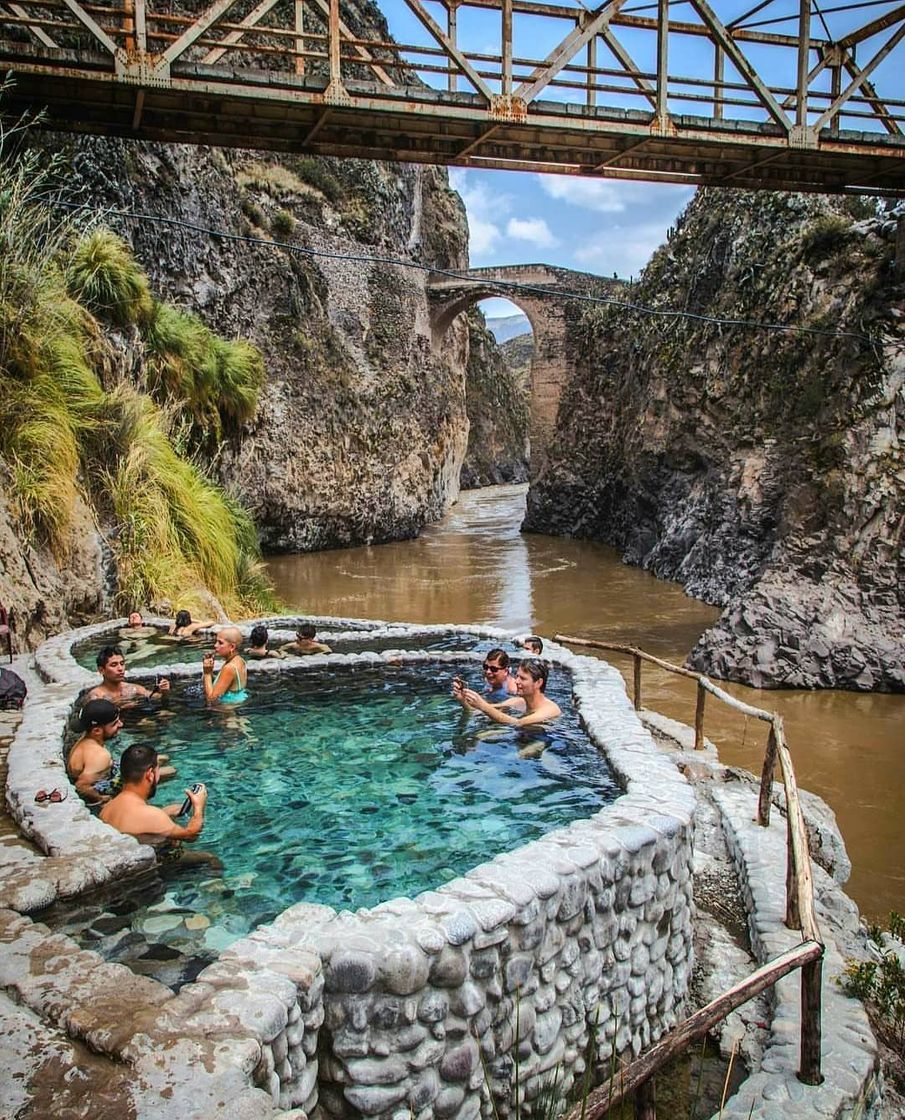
[455,648,519,707]
[456,658,561,729]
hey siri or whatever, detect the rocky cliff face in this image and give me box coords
[526,191,904,692]
[50,136,474,553]
[460,310,529,489]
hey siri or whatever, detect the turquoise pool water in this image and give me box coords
[53,661,619,983]
[72,628,507,670]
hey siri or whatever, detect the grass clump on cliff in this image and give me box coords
[0,129,274,615]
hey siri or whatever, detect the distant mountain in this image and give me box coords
[486,312,531,343]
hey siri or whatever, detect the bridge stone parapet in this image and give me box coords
[427,265,624,479]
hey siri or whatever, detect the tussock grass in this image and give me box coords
[0,119,275,613]
[66,227,153,328]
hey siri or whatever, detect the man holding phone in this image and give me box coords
[452,648,518,710]
[100,744,207,855]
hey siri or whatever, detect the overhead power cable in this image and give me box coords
[49,197,882,346]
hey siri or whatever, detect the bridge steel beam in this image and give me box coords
[1,0,903,193]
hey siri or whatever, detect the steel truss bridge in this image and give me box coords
[1,0,904,193]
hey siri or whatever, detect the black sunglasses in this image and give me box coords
[482,662,506,672]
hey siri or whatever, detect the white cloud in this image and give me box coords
[448,169,512,257]
[538,175,629,213]
[505,216,559,248]
[539,175,694,218]
[572,221,673,277]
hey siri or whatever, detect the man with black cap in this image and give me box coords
[67,699,124,804]
[67,699,175,804]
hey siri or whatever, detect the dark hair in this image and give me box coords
[485,648,510,668]
[296,624,316,639]
[250,624,268,647]
[525,636,544,654]
[120,743,159,784]
[96,645,124,669]
[174,610,192,629]
[519,657,549,689]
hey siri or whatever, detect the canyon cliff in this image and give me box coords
[53,136,475,553]
[525,191,904,692]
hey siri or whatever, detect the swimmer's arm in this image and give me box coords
[186,619,217,636]
[461,689,522,726]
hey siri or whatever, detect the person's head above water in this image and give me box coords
[79,698,122,736]
[119,742,160,789]
[96,645,125,672]
[523,636,544,655]
[517,657,549,691]
[249,624,268,648]
[214,626,243,655]
[174,609,192,630]
[296,624,316,640]
[127,611,143,627]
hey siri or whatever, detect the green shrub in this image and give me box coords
[799,214,851,261]
[271,208,296,237]
[290,157,344,205]
[65,227,153,327]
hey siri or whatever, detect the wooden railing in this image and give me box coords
[555,635,825,1120]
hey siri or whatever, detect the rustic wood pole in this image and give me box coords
[758,724,778,826]
[693,680,706,750]
[633,653,642,711]
[799,955,825,1084]
[634,1077,656,1119]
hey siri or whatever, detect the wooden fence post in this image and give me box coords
[634,1077,656,1119]
[633,653,642,711]
[694,680,706,749]
[799,954,824,1084]
[758,724,778,826]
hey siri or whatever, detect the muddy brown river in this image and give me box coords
[266,484,904,924]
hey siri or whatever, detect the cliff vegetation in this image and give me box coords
[0,131,275,644]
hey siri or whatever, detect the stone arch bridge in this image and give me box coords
[428,265,621,476]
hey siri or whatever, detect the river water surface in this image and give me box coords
[266,484,904,923]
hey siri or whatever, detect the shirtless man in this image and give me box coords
[521,635,544,656]
[281,624,332,656]
[66,699,123,804]
[118,611,158,640]
[87,646,170,707]
[453,658,561,728]
[100,744,207,850]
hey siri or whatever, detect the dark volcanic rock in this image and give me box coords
[526,191,905,691]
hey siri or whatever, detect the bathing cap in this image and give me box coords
[80,699,120,729]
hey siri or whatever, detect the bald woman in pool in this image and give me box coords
[202,627,248,705]
[453,658,561,727]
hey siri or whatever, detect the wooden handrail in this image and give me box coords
[561,941,824,1120]
[553,632,826,1096]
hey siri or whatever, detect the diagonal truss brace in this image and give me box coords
[689,0,791,130]
[811,19,905,132]
[200,0,395,86]
[841,51,902,137]
[514,0,627,104]
[153,0,244,74]
[599,25,658,111]
[59,0,119,55]
[403,0,492,101]
[3,1,57,47]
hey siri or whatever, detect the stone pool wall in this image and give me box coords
[9,619,696,1119]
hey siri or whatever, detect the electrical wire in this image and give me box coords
[48,197,884,346]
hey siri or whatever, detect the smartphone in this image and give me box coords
[179,783,203,816]
[453,676,466,689]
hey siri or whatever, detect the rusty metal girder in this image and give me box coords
[0,0,903,192]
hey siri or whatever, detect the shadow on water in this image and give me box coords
[267,484,905,922]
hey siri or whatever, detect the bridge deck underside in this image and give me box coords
[4,47,904,193]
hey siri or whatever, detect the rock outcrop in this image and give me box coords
[50,136,474,552]
[460,310,529,489]
[525,191,904,691]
